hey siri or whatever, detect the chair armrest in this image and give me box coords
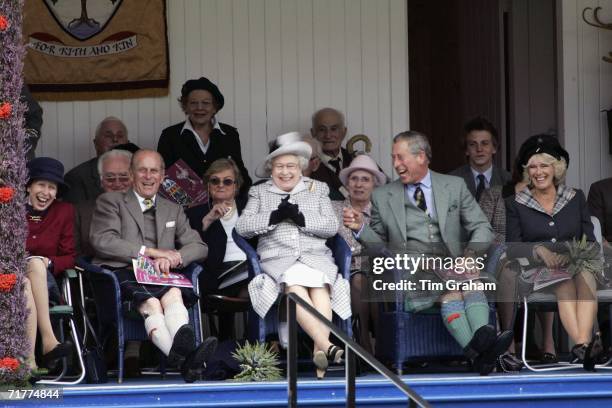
[232,229,263,277]
[329,234,352,280]
[181,262,203,292]
[484,243,507,278]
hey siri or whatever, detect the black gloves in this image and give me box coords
[269,195,304,226]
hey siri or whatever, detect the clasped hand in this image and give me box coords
[269,195,305,227]
[535,246,569,269]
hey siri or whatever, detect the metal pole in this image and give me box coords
[288,297,298,408]
[345,347,356,408]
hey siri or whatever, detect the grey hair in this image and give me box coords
[94,116,128,140]
[311,107,346,129]
[97,149,133,176]
[301,135,322,158]
[264,154,309,175]
[393,130,432,161]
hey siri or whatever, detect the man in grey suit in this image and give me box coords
[450,117,511,201]
[64,116,130,204]
[344,130,511,375]
[90,149,216,383]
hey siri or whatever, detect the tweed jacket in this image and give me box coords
[588,177,612,242]
[478,186,506,243]
[450,164,511,199]
[90,189,207,268]
[359,171,493,257]
[332,198,371,272]
[235,178,351,319]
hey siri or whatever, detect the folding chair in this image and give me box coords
[521,216,612,371]
[76,257,203,383]
[39,268,86,385]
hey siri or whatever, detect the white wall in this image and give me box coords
[35,0,409,178]
[559,0,612,191]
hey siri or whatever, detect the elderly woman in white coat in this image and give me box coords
[235,132,351,379]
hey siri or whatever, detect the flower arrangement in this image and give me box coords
[0,273,17,292]
[0,357,20,371]
[0,102,11,120]
[566,234,605,279]
[232,341,283,382]
[0,0,31,386]
[0,186,15,203]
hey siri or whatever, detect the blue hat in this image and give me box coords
[27,157,70,193]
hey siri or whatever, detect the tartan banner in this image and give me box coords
[23,0,169,100]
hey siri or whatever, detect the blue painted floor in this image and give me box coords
[4,368,612,407]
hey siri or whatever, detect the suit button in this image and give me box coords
[32,235,36,239]
[551,238,557,243]
[549,221,555,226]
[293,251,299,256]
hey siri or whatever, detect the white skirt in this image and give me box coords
[279,261,332,288]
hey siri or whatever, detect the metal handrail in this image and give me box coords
[286,293,430,408]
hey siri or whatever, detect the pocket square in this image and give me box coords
[165,221,176,228]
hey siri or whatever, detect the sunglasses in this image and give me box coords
[209,177,236,186]
[102,174,130,183]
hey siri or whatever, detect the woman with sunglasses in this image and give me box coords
[186,159,251,337]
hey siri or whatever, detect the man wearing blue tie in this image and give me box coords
[343,130,511,375]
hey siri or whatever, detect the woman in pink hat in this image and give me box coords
[333,154,386,354]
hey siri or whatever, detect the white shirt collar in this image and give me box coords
[319,150,344,172]
[181,117,225,155]
[133,190,156,212]
[470,165,493,184]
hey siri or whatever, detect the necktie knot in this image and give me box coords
[143,198,154,211]
[328,158,341,175]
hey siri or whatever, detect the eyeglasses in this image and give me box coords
[273,163,299,171]
[102,174,130,183]
[209,177,236,186]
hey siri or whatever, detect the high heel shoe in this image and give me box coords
[40,342,73,368]
[313,350,328,380]
[326,345,344,365]
[570,343,587,364]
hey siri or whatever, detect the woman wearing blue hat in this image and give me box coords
[157,77,252,199]
[24,157,76,379]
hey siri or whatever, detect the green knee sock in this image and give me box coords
[464,291,490,334]
[441,300,472,348]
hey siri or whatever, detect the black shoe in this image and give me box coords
[497,352,524,373]
[463,325,496,360]
[167,325,195,368]
[181,337,218,383]
[474,330,513,376]
[40,342,73,368]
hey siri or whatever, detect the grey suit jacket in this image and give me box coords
[450,164,511,199]
[90,189,207,268]
[359,171,493,257]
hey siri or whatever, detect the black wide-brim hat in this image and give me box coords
[517,134,570,169]
[27,157,70,193]
[181,77,224,110]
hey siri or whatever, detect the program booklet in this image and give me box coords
[132,256,193,288]
[158,159,208,207]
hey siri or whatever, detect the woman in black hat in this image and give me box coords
[24,157,76,377]
[157,77,252,199]
[505,138,604,371]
